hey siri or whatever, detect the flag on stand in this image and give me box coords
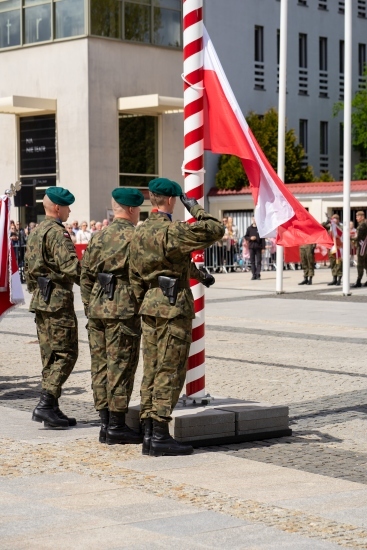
[330,220,343,262]
[0,195,24,321]
[202,27,333,248]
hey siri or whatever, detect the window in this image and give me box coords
[338,1,345,13]
[0,1,21,48]
[299,120,308,154]
[339,40,344,74]
[119,115,158,187]
[320,121,328,155]
[19,114,57,224]
[24,2,52,44]
[318,0,327,9]
[359,43,366,76]
[339,122,344,156]
[299,33,307,68]
[254,25,264,62]
[358,0,366,18]
[319,37,327,71]
[54,0,84,39]
[276,29,280,65]
[118,0,181,47]
[0,0,85,49]
[91,0,121,39]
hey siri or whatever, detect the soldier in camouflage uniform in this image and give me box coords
[129,178,224,457]
[81,188,144,445]
[352,210,367,288]
[298,244,315,285]
[24,187,80,429]
[323,215,343,286]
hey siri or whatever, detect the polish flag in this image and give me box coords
[330,220,343,261]
[0,195,25,321]
[202,27,333,248]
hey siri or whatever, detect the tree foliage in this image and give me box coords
[334,69,367,180]
[215,107,318,191]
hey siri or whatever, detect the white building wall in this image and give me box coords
[0,39,90,222]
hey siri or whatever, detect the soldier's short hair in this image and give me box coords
[149,191,167,207]
[356,210,365,217]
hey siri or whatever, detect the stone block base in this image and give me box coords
[126,396,292,447]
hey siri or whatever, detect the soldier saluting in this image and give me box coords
[352,210,367,288]
[81,188,144,445]
[24,187,80,429]
[129,178,225,457]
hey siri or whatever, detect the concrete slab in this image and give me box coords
[125,397,291,446]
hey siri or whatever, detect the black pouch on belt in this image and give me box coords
[37,276,52,303]
[97,273,116,300]
[157,276,179,306]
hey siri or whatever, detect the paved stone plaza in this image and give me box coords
[1,266,367,549]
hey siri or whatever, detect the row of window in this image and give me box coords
[256,27,366,75]
[255,26,366,96]
[0,0,181,50]
[294,0,366,19]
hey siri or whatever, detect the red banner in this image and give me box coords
[75,244,87,260]
[284,246,329,264]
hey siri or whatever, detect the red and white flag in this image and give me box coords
[0,195,25,321]
[330,220,343,261]
[202,27,333,248]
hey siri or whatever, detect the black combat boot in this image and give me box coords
[98,409,109,444]
[327,276,337,286]
[106,412,143,445]
[336,276,342,286]
[307,277,313,285]
[299,277,308,285]
[142,418,153,456]
[32,391,69,429]
[53,399,77,426]
[149,420,194,457]
[352,278,362,288]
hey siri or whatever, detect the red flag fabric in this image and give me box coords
[202,27,333,249]
[0,195,24,320]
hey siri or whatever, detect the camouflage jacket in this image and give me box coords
[129,204,225,319]
[24,216,80,313]
[356,221,367,256]
[80,218,139,319]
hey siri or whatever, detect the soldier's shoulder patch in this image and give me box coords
[63,232,71,239]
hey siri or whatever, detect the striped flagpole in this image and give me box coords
[183,0,205,398]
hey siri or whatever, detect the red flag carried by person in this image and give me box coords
[202,27,333,248]
[0,195,24,320]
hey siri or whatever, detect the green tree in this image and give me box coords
[334,70,367,179]
[215,107,315,191]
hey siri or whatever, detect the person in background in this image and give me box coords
[245,217,265,280]
[89,220,97,233]
[323,214,343,286]
[224,217,238,272]
[215,217,227,272]
[95,221,102,231]
[76,221,91,244]
[298,244,315,285]
[102,219,109,229]
[352,211,367,288]
[65,224,76,244]
[241,236,250,272]
[350,221,357,267]
[72,221,80,235]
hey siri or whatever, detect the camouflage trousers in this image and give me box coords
[300,245,314,277]
[357,253,367,279]
[329,252,343,277]
[35,309,78,399]
[87,316,141,412]
[140,315,192,423]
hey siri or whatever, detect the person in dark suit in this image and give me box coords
[245,217,265,280]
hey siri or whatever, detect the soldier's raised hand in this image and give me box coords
[180,193,199,213]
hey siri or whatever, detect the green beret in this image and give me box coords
[148,178,182,197]
[46,187,75,206]
[112,188,144,207]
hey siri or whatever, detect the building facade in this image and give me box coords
[0,1,366,224]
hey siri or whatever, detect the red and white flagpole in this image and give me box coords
[183,0,205,398]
